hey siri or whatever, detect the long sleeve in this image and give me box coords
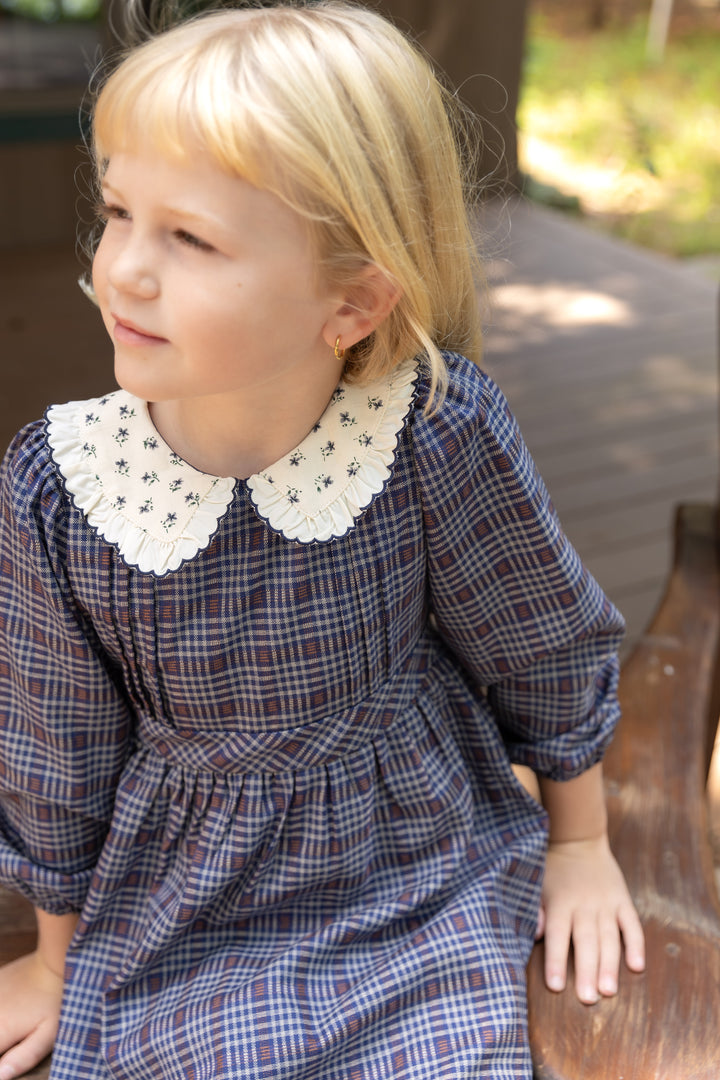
[412,354,624,781]
[0,421,134,913]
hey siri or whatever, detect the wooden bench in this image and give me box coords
[528,501,720,1078]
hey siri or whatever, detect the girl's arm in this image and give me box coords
[412,360,642,1001]
[0,908,78,1079]
[537,762,645,1004]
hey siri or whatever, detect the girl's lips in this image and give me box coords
[112,317,168,346]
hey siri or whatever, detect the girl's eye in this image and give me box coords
[175,229,214,253]
[96,201,130,223]
[94,202,214,252]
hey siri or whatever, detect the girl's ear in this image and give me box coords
[322,265,401,352]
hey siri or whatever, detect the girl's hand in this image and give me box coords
[536,833,645,1004]
[0,951,64,1079]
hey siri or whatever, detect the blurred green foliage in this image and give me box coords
[519,13,720,257]
[0,0,100,19]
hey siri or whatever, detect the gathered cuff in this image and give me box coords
[0,844,92,915]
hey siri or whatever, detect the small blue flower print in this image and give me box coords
[170,452,184,467]
[119,404,136,419]
[289,451,305,468]
[114,427,130,446]
[339,412,356,428]
[114,495,127,510]
[331,387,346,404]
[144,437,159,451]
[185,491,201,507]
[99,396,110,407]
[347,458,361,478]
[356,432,373,448]
[142,471,159,486]
[312,421,322,434]
[115,459,130,477]
[320,441,335,460]
[138,499,153,515]
[367,396,384,411]
[286,488,300,505]
[162,513,177,532]
[84,413,99,426]
[315,474,334,492]
[82,442,97,459]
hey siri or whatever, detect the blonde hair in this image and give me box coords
[92,1,483,404]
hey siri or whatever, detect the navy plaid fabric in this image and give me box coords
[0,354,623,1079]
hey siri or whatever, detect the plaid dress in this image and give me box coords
[0,353,623,1079]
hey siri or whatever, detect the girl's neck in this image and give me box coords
[148,365,345,480]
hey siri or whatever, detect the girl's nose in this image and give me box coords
[107,241,159,299]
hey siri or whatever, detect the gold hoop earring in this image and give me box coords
[334,336,345,361]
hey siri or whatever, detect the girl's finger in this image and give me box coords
[542,909,572,993]
[0,1022,54,1080]
[596,912,621,997]
[569,914,600,1004]
[619,900,646,973]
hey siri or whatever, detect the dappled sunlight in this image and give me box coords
[491,282,635,328]
[520,134,664,217]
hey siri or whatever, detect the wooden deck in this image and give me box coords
[1,197,717,650]
[479,198,718,651]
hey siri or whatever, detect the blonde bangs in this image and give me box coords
[93,15,265,185]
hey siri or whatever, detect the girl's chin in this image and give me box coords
[113,357,171,403]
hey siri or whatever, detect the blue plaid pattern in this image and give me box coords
[0,354,623,1078]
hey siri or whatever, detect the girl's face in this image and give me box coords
[92,147,343,407]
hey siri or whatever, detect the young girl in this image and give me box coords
[0,4,644,1078]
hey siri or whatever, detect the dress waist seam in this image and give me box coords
[135,645,441,774]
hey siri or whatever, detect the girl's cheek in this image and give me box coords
[91,264,106,310]
[92,235,116,300]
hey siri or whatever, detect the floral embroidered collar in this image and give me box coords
[45,360,418,576]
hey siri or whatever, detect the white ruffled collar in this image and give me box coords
[45,360,418,576]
